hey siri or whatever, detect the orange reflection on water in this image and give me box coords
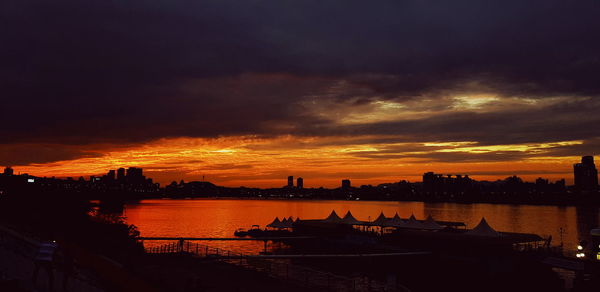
[123,199,600,254]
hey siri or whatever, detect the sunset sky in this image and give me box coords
[1,1,600,187]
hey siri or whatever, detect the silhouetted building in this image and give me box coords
[555,179,566,189]
[165,180,217,197]
[287,176,294,188]
[126,167,145,184]
[535,177,548,186]
[117,168,126,181]
[106,170,116,181]
[423,172,473,193]
[574,156,598,191]
[297,177,303,189]
[3,166,14,176]
[341,179,351,190]
[0,166,160,198]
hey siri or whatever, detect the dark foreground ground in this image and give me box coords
[0,226,311,292]
[139,254,311,292]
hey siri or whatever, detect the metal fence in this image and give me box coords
[144,240,409,292]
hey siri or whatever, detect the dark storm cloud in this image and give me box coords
[0,144,101,166]
[309,97,600,145]
[1,0,600,164]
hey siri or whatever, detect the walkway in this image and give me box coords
[145,239,414,292]
[0,225,104,292]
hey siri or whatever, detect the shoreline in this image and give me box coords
[112,196,600,208]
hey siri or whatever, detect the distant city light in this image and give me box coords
[27,178,35,183]
[577,245,583,251]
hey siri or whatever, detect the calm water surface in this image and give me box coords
[123,199,600,254]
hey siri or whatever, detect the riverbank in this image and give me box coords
[0,223,312,292]
[115,195,600,208]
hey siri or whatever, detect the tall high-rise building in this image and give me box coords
[574,156,598,191]
[127,167,144,183]
[297,177,303,189]
[117,168,126,181]
[3,166,14,176]
[106,170,116,181]
[341,179,351,190]
[287,176,294,188]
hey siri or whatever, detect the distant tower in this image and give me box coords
[297,177,304,189]
[3,166,14,176]
[287,176,294,188]
[574,156,598,191]
[341,179,351,190]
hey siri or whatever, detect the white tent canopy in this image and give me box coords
[422,215,443,230]
[285,216,294,228]
[404,214,425,229]
[465,217,500,237]
[324,210,343,223]
[342,211,362,225]
[281,217,290,228]
[372,212,389,226]
[267,217,283,228]
[389,213,406,227]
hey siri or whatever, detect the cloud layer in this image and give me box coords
[1,1,599,184]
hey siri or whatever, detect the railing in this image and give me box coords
[0,224,103,289]
[144,240,410,292]
[0,224,40,258]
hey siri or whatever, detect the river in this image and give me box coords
[122,199,600,255]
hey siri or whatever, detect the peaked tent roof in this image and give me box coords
[281,217,290,228]
[295,217,301,222]
[267,217,283,228]
[465,217,500,237]
[404,214,425,229]
[286,216,294,227]
[342,211,362,225]
[324,210,343,223]
[389,213,406,227]
[422,215,443,230]
[372,212,389,226]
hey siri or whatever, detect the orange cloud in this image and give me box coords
[12,136,577,188]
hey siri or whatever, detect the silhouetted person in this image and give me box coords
[32,240,57,290]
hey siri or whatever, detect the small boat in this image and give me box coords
[234,228,249,237]
[246,225,263,237]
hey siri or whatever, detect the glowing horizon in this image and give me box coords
[9,136,581,188]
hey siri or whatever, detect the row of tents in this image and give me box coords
[266,210,501,237]
[266,216,299,229]
[324,210,446,230]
